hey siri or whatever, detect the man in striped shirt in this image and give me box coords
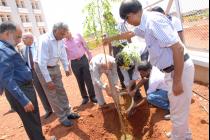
[103,0,194,139]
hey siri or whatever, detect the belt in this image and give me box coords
[47,65,57,68]
[161,53,190,73]
[71,55,85,61]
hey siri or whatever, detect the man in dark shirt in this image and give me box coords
[0,22,47,140]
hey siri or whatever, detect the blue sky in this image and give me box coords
[41,0,209,34]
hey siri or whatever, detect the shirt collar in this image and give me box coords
[49,32,56,41]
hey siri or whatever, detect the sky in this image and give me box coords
[41,0,209,34]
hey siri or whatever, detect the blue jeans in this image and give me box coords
[147,89,169,110]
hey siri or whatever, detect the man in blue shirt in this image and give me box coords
[0,22,46,140]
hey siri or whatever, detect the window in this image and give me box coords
[0,0,7,6]
[39,27,46,35]
[20,15,24,22]
[20,15,30,22]
[6,15,11,21]
[0,14,11,22]
[25,15,29,22]
[35,1,39,9]
[16,0,25,8]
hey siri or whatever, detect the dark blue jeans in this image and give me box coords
[147,89,169,110]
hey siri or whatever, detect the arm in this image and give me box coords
[79,34,92,60]
[103,31,135,45]
[60,42,69,71]
[178,31,185,44]
[171,42,184,95]
[37,39,51,83]
[0,55,30,107]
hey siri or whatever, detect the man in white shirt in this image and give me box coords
[129,61,169,111]
[151,6,184,43]
[35,22,79,127]
[89,54,119,107]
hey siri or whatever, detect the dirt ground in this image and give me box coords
[0,46,209,140]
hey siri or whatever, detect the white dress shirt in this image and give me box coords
[89,54,118,89]
[147,66,169,93]
[36,32,69,82]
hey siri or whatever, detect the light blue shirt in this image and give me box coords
[134,12,180,70]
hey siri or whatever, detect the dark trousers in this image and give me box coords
[32,69,52,113]
[71,55,96,99]
[112,46,126,89]
[5,84,45,140]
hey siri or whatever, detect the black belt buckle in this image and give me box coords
[47,65,56,68]
[161,53,190,73]
[162,65,174,73]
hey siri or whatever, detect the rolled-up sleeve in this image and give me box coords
[150,18,180,47]
[0,57,30,107]
[37,39,51,83]
[60,43,69,71]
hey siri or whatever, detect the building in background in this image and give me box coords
[0,0,47,37]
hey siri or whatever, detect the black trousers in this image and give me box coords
[71,55,96,99]
[112,46,126,89]
[5,84,45,140]
[32,69,52,113]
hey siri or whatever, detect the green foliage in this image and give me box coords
[82,0,120,48]
[120,43,141,69]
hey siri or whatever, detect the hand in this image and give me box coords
[47,81,55,90]
[104,83,112,97]
[129,89,136,97]
[121,31,134,40]
[172,79,183,96]
[65,71,71,77]
[114,85,121,92]
[24,101,34,112]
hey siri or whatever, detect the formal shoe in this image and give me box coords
[61,119,74,127]
[44,111,53,119]
[90,97,97,103]
[81,98,89,105]
[67,112,80,119]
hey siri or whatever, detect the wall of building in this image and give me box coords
[0,0,47,38]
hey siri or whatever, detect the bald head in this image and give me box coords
[22,32,34,46]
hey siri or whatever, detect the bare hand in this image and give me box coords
[114,85,121,92]
[65,71,71,77]
[172,80,183,96]
[47,81,55,90]
[24,101,34,112]
[129,89,136,97]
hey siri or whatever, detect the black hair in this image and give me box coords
[137,61,152,71]
[0,21,16,34]
[119,0,142,20]
[151,6,165,14]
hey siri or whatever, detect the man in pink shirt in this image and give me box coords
[64,31,97,105]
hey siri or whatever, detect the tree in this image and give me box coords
[82,0,120,49]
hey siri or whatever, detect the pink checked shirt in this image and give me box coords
[64,34,92,61]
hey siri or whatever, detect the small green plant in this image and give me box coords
[82,0,120,49]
